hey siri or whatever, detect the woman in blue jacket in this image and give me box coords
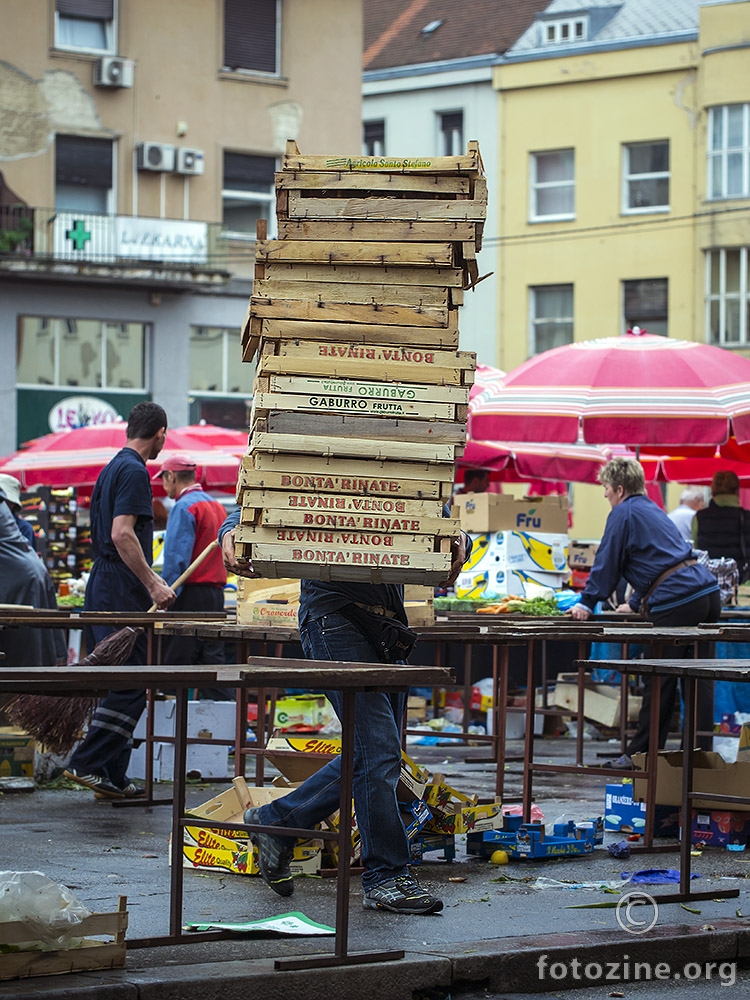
[572,458,720,768]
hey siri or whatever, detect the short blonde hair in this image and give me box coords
[598,457,646,497]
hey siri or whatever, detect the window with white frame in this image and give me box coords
[189,327,255,394]
[222,152,276,238]
[363,121,385,157]
[541,17,587,44]
[439,112,463,156]
[530,285,574,354]
[530,149,575,221]
[623,279,668,336]
[223,0,280,74]
[55,0,116,54]
[623,141,670,213]
[706,248,749,346]
[708,105,750,200]
[55,135,114,214]
[17,317,146,389]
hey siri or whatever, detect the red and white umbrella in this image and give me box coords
[0,423,247,501]
[469,332,750,448]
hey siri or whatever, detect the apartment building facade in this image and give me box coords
[0,0,362,453]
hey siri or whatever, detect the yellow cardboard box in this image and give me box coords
[423,801,503,836]
[0,728,34,778]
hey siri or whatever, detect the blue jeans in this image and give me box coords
[258,612,410,889]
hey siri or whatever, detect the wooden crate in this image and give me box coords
[0,896,127,981]
[252,412,467,446]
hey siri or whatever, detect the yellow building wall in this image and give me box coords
[492,4,750,542]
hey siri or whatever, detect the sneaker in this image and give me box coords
[363,874,443,915]
[244,806,294,897]
[605,754,633,771]
[63,768,126,799]
[93,781,146,801]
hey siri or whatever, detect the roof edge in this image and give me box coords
[500,29,698,64]
[363,52,500,82]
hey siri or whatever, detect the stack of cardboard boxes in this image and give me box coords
[232,141,486,586]
[451,494,570,599]
[20,486,78,584]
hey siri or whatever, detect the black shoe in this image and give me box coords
[64,768,126,799]
[604,753,633,770]
[244,806,294,897]
[363,874,443,914]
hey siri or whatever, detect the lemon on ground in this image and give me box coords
[490,849,509,865]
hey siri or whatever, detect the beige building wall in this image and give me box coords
[0,0,362,228]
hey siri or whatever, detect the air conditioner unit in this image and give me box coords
[175,148,205,176]
[93,56,134,89]
[136,142,176,172]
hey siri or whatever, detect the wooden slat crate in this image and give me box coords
[251,412,467,446]
[235,141,483,584]
[0,895,127,981]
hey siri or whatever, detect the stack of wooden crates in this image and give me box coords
[235,141,485,587]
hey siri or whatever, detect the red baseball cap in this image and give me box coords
[151,452,197,481]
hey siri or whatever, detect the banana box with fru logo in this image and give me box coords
[455,530,569,599]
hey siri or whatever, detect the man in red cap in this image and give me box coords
[153,452,229,678]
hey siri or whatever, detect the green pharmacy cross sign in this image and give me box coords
[66,219,92,252]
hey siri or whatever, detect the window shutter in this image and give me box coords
[57,0,114,19]
[223,152,276,192]
[224,0,277,73]
[56,136,113,188]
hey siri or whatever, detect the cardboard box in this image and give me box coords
[177,777,323,876]
[462,530,568,575]
[400,798,433,840]
[456,567,569,600]
[265,735,429,803]
[133,699,237,742]
[552,675,642,729]
[129,740,229,781]
[452,494,569,534]
[632,750,750,811]
[691,809,750,848]
[238,601,300,626]
[604,782,646,832]
[273,695,334,732]
[423,800,502,836]
[0,729,35,778]
[568,540,600,568]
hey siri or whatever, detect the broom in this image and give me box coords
[5,539,221,755]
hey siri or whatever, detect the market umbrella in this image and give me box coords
[0,423,246,499]
[469,332,750,448]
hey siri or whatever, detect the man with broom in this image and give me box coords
[64,402,176,799]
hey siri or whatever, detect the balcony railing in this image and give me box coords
[0,206,237,273]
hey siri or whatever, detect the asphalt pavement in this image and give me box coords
[2,737,750,999]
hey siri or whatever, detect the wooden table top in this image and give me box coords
[577,657,750,682]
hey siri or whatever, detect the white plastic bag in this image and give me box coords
[0,871,91,949]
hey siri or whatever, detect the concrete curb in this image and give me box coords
[3,920,749,1000]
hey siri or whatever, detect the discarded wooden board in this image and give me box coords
[255,237,457,265]
[248,431,460,465]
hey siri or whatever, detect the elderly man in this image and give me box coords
[667,488,704,542]
[0,473,37,549]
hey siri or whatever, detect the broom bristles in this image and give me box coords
[5,695,98,756]
[5,625,146,756]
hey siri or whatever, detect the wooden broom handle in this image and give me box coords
[148,539,220,612]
